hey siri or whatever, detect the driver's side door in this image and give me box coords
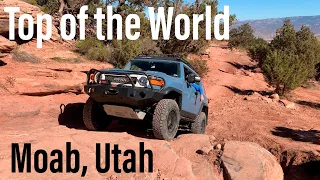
[181,66,198,119]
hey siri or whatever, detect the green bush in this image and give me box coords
[75,38,103,55]
[110,40,142,68]
[316,63,320,81]
[262,50,309,95]
[259,19,320,95]
[22,0,38,5]
[40,0,59,14]
[87,47,110,62]
[228,23,255,49]
[187,58,209,78]
[248,38,269,64]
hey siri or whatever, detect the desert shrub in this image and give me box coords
[315,63,320,81]
[39,0,59,14]
[259,19,320,95]
[156,0,226,55]
[269,19,297,54]
[187,58,209,78]
[295,26,320,78]
[110,39,142,68]
[228,23,255,49]
[248,38,269,64]
[22,0,38,5]
[50,56,82,63]
[87,47,110,62]
[12,50,40,63]
[262,50,309,95]
[75,38,103,55]
[141,38,162,54]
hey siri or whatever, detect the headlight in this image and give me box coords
[94,72,101,83]
[138,76,148,87]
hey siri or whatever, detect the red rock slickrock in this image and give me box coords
[222,141,283,180]
[0,28,319,179]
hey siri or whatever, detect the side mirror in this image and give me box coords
[195,76,201,82]
[187,74,196,83]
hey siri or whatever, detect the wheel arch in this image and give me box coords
[201,105,209,125]
[162,89,182,109]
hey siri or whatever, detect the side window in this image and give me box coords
[184,65,201,85]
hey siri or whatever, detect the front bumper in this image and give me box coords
[84,84,165,107]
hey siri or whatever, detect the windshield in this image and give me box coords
[123,60,181,77]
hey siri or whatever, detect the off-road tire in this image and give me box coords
[152,99,180,140]
[191,112,206,134]
[83,97,111,131]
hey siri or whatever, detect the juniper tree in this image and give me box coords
[261,19,320,95]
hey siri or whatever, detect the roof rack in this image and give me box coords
[134,54,197,72]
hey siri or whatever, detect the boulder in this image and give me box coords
[215,144,222,150]
[173,157,195,178]
[0,35,17,54]
[270,94,280,101]
[197,146,212,155]
[279,99,296,109]
[244,92,262,101]
[252,68,263,73]
[222,141,283,180]
[19,84,84,96]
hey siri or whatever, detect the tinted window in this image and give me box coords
[123,60,180,77]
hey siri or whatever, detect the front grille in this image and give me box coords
[105,75,130,84]
[131,77,137,84]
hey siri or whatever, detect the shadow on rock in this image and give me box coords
[58,103,155,139]
[224,85,274,96]
[107,119,155,139]
[0,60,7,66]
[227,61,257,71]
[296,101,320,110]
[284,160,320,180]
[272,127,320,145]
[58,103,86,130]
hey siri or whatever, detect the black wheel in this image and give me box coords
[152,99,180,140]
[191,112,206,134]
[83,97,111,131]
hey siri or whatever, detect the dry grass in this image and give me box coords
[51,56,82,63]
[0,83,9,92]
[5,76,16,87]
[302,81,320,90]
[4,109,40,118]
[12,49,40,63]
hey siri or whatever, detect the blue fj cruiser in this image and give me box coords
[84,55,209,140]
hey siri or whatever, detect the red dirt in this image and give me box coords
[0,40,319,179]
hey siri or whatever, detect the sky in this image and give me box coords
[188,0,320,21]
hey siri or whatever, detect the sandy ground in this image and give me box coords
[0,41,319,179]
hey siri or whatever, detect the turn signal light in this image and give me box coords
[150,78,165,87]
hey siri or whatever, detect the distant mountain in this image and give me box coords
[232,15,320,40]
